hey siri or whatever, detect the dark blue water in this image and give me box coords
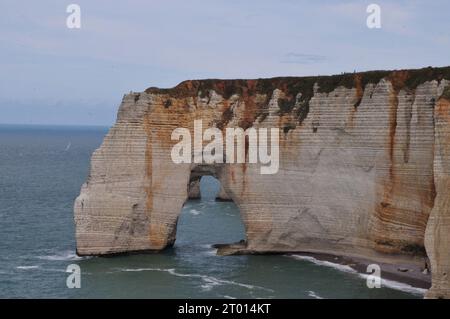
[0,125,422,298]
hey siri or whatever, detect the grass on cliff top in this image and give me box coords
[146,66,450,98]
[145,66,450,125]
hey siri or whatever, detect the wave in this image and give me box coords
[15,265,89,274]
[199,244,218,256]
[308,290,324,299]
[289,254,426,296]
[37,250,89,261]
[117,267,273,292]
[200,277,222,291]
[358,273,427,295]
[290,255,356,274]
[16,265,40,270]
[189,209,201,216]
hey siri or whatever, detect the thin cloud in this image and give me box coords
[280,53,328,64]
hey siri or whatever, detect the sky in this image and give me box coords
[1,0,449,126]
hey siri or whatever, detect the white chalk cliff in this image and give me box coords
[74,67,450,298]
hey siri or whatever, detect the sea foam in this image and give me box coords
[289,254,426,296]
[117,267,273,292]
[37,250,89,261]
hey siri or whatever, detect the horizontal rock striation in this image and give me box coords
[74,66,450,298]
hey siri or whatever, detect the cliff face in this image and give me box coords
[425,85,450,298]
[74,67,450,298]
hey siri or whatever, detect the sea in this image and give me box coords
[0,124,425,298]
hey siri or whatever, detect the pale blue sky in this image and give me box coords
[1,0,449,125]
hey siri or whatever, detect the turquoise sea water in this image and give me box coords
[0,124,422,298]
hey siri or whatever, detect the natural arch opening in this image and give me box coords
[174,170,246,254]
[187,175,233,202]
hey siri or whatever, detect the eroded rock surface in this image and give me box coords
[216,185,232,201]
[74,67,450,297]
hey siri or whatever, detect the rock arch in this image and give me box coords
[74,68,450,297]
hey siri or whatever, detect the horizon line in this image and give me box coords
[0,122,111,128]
